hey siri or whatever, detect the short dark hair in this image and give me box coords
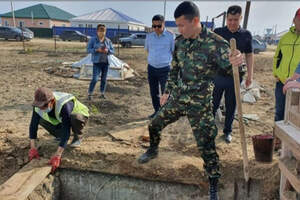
[152,14,164,22]
[174,1,200,21]
[227,5,242,16]
[97,24,106,31]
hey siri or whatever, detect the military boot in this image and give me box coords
[209,177,219,200]
[138,146,158,164]
[138,129,160,164]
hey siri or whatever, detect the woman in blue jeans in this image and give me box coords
[87,24,114,100]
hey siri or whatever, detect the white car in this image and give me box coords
[119,33,146,47]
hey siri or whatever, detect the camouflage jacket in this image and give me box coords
[165,25,232,96]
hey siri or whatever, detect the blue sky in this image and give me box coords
[0,1,298,36]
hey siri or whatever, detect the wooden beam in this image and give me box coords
[280,143,289,198]
[0,159,51,200]
[284,89,292,124]
[289,107,300,129]
[278,159,300,193]
[275,121,300,160]
[291,90,300,106]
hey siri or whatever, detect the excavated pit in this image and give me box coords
[27,169,207,200]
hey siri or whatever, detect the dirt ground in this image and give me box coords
[0,38,281,199]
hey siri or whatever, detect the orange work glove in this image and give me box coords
[48,155,61,173]
[28,148,40,161]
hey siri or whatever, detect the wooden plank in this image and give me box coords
[0,159,51,200]
[284,89,292,124]
[280,142,290,198]
[275,122,300,160]
[278,89,300,200]
[278,159,300,193]
[275,121,300,147]
[291,90,300,106]
[289,107,300,129]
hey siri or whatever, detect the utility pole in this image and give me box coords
[10,1,16,27]
[31,11,34,25]
[163,0,166,19]
[243,0,251,29]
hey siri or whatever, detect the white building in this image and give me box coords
[70,8,146,31]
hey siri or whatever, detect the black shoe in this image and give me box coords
[70,138,81,148]
[224,133,232,143]
[138,147,158,164]
[148,112,157,119]
[100,94,106,99]
[87,94,92,101]
[209,177,219,200]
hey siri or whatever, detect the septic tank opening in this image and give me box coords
[27,169,207,200]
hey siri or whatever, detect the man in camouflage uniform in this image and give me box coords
[138,2,243,200]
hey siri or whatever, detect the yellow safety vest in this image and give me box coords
[34,92,89,125]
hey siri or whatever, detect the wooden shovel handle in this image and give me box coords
[230,38,249,182]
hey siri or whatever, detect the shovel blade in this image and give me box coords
[234,178,261,200]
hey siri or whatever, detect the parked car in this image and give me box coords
[111,32,131,44]
[60,30,90,42]
[252,38,267,54]
[119,33,147,47]
[0,26,33,41]
[19,27,34,39]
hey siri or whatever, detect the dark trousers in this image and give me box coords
[275,81,286,121]
[147,64,170,112]
[39,114,88,140]
[213,75,241,135]
[88,62,109,94]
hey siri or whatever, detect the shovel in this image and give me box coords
[230,38,261,200]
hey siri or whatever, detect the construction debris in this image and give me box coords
[243,114,260,121]
[243,92,257,103]
[241,80,262,103]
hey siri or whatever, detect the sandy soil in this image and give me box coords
[0,38,281,199]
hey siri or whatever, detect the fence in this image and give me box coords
[28,27,52,38]
[52,26,146,42]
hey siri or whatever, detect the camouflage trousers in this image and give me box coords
[149,92,220,178]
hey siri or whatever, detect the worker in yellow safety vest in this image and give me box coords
[28,87,89,172]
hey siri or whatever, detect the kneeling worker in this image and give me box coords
[28,87,89,172]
